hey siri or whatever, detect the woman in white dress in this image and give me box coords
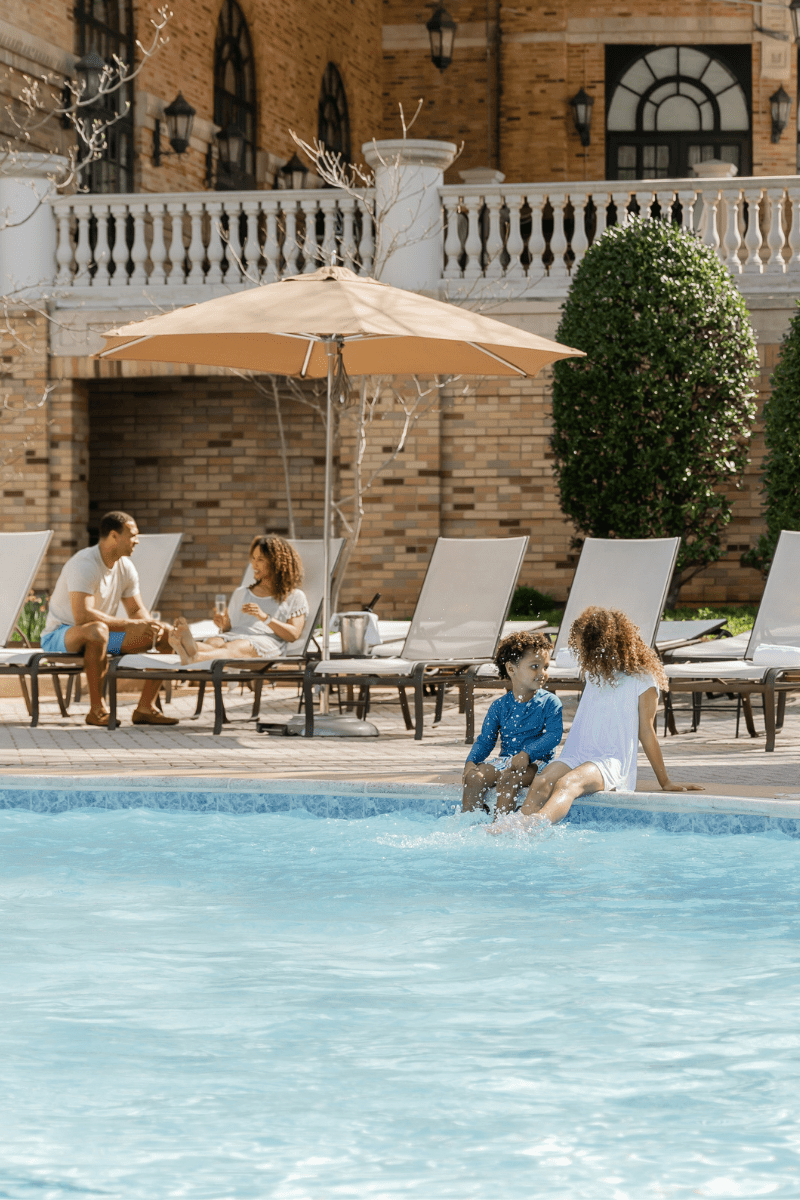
[510,607,703,826]
[170,535,308,664]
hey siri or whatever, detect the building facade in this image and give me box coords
[1,0,797,618]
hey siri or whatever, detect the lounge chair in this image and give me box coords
[302,536,529,739]
[463,536,681,741]
[22,533,183,725]
[106,538,345,734]
[665,530,800,750]
[0,530,53,717]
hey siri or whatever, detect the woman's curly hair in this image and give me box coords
[568,606,668,691]
[495,630,552,680]
[249,535,303,602]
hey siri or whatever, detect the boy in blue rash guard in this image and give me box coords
[462,631,563,817]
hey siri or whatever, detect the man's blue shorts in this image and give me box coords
[40,625,126,655]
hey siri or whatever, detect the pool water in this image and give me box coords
[1,808,799,1199]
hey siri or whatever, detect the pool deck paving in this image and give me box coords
[0,683,797,810]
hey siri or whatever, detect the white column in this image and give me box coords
[0,153,69,297]
[363,138,457,288]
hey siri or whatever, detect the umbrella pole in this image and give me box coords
[320,338,337,714]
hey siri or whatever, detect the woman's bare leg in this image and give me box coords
[168,628,259,665]
[173,616,199,657]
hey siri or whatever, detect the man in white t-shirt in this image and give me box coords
[41,511,179,728]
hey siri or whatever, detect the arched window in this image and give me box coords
[75,0,135,192]
[214,0,256,189]
[606,45,751,180]
[318,63,351,164]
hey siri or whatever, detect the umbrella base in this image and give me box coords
[285,712,380,738]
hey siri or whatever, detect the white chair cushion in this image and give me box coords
[314,658,416,677]
[0,649,37,666]
[665,660,766,680]
[554,646,579,669]
[117,653,183,670]
[752,644,800,667]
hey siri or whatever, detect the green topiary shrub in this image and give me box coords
[552,216,758,603]
[741,301,800,576]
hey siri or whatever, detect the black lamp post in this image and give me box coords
[427,6,457,72]
[569,87,595,147]
[74,50,106,102]
[790,0,800,42]
[770,85,792,143]
[277,152,310,190]
[152,92,196,166]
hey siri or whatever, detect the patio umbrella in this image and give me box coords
[97,265,584,667]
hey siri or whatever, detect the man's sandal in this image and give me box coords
[85,708,110,728]
[131,709,180,726]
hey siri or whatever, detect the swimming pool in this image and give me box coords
[1,795,799,1198]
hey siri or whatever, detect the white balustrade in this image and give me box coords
[50,189,376,296]
[49,178,800,304]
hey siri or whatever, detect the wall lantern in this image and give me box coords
[569,87,595,147]
[277,152,310,190]
[152,92,196,166]
[74,50,106,102]
[427,6,457,72]
[770,85,792,143]
[790,0,800,42]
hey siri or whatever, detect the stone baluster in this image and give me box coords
[184,198,206,283]
[54,204,74,286]
[240,197,262,282]
[764,186,787,275]
[91,200,112,285]
[676,189,698,235]
[591,192,610,244]
[165,202,185,284]
[699,188,721,259]
[503,193,525,279]
[741,187,765,274]
[283,201,301,276]
[301,197,319,272]
[654,189,676,222]
[357,200,374,275]
[148,201,168,286]
[484,193,505,278]
[720,188,743,274]
[108,202,128,285]
[72,205,93,283]
[527,194,546,281]
[261,202,280,281]
[610,191,632,228]
[548,192,569,280]
[339,195,357,270]
[127,199,149,287]
[462,196,483,279]
[568,190,589,272]
[443,198,463,279]
[204,197,225,285]
[319,194,338,266]
[786,187,800,274]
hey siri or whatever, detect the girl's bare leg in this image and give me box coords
[462,762,499,812]
[494,763,538,817]
[519,761,604,825]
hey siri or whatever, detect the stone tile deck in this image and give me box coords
[0,682,797,800]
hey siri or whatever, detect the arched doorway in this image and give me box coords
[214,0,256,189]
[317,63,351,164]
[605,45,751,180]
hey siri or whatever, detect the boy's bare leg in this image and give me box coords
[462,762,499,812]
[494,762,538,817]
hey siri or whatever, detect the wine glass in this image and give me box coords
[214,594,227,615]
[150,611,161,652]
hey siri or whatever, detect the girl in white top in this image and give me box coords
[170,535,309,664]
[505,607,703,827]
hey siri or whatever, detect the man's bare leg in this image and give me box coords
[63,621,110,720]
[462,762,499,812]
[117,625,178,723]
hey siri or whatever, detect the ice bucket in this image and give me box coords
[339,612,371,656]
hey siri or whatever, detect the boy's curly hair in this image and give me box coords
[249,535,303,602]
[568,606,668,691]
[494,630,552,680]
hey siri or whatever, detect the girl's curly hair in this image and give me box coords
[568,607,668,691]
[494,630,552,680]
[249,535,303,602]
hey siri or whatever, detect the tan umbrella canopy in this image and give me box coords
[97,265,584,661]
